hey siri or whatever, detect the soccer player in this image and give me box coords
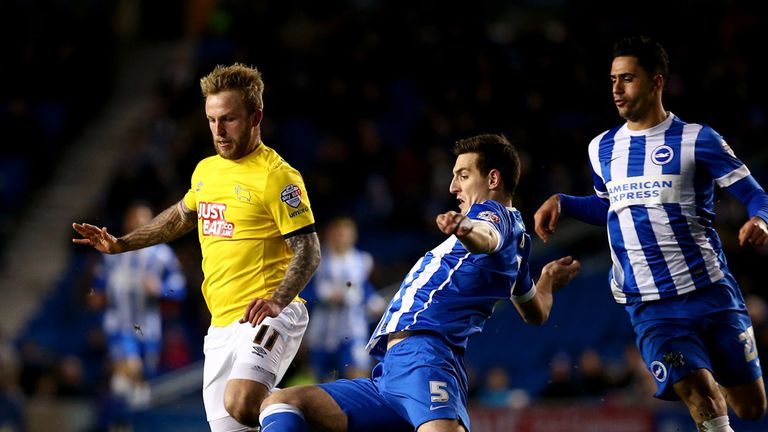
[88,203,186,410]
[305,216,385,381]
[73,63,321,431]
[534,36,767,431]
[259,133,581,432]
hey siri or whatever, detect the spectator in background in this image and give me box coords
[575,349,611,399]
[476,366,530,409]
[0,327,24,431]
[305,216,386,381]
[540,352,579,400]
[88,202,187,409]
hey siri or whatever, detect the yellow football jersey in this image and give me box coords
[183,143,315,326]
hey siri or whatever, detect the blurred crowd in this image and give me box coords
[2,0,768,429]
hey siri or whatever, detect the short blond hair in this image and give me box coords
[200,63,264,112]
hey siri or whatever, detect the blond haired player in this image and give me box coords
[73,64,321,431]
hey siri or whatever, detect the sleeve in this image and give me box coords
[510,238,536,302]
[182,163,201,212]
[466,201,509,252]
[695,126,750,188]
[723,175,768,224]
[559,194,609,225]
[263,165,316,236]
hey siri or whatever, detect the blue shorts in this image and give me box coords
[319,333,470,431]
[627,278,762,400]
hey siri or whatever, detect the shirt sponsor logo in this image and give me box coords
[651,145,674,165]
[199,201,235,237]
[606,175,680,210]
[281,184,302,208]
[477,211,500,224]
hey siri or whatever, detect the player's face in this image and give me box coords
[449,153,491,214]
[610,56,659,124]
[205,90,261,160]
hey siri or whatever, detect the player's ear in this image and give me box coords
[488,169,501,189]
[251,109,264,127]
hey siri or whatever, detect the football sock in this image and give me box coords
[259,403,308,432]
[700,416,733,432]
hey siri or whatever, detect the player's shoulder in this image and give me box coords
[258,143,299,173]
[470,200,514,224]
[587,124,623,152]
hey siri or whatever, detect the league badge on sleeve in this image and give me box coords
[280,184,303,208]
[477,211,500,224]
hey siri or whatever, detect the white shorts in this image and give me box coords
[202,301,308,422]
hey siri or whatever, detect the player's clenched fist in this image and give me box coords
[436,211,474,237]
[533,194,561,243]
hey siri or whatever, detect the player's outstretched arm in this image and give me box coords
[436,210,498,254]
[739,216,768,247]
[72,200,197,254]
[533,194,561,243]
[241,231,321,327]
[514,256,580,325]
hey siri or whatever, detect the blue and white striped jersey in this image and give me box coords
[366,200,536,359]
[93,244,186,340]
[589,112,750,304]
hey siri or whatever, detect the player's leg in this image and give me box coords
[260,373,412,432]
[721,378,767,421]
[672,369,729,425]
[417,419,466,432]
[634,320,734,430]
[225,302,309,427]
[260,384,346,431]
[203,323,253,432]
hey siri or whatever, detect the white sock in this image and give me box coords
[701,416,733,432]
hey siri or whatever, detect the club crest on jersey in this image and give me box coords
[477,211,500,224]
[199,201,235,238]
[650,361,667,382]
[651,145,674,166]
[234,185,252,202]
[281,184,302,208]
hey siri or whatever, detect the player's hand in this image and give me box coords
[240,298,283,327]
[541,256,581,291]
[436,211,474,237]
[533,195,561,243]
[738,216,768,247]
[72,223,121,254]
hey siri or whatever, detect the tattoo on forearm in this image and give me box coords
[272,232,321,307]
[119,201,197,252]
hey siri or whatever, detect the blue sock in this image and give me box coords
[259,403,308,432]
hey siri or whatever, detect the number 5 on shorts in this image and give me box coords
[430,381,449,403]
[738,326,758,362]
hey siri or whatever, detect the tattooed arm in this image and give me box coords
[241,231,321,326]
[73,200,198,254]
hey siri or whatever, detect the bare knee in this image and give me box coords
[224,381,268,427]
[261,387,307,413]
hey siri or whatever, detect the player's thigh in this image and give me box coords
[635,321,714,400]
[671,368,723,406]
[230,302,309,389]
[318,377,412,432]
[265,384,348,432]
[379,335,469,429]
[418,419,466,432]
